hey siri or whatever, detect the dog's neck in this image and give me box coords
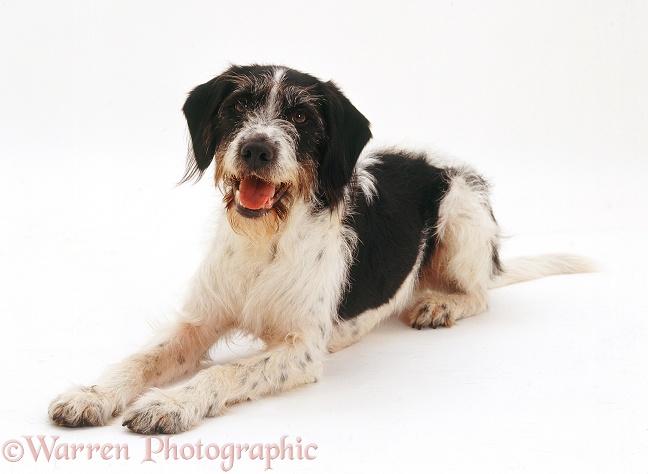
[224,198,346,258]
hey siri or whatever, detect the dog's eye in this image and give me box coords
[291,111,307,124]
[235,99,248,113]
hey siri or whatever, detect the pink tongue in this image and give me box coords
[238,176,276,210]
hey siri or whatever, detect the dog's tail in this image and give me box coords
[489,254,596,289]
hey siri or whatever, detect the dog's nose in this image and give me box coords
[240,140,275,170]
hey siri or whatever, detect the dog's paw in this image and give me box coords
[49,386,116,428]
[408,296,455,330]
[122,389,198,434]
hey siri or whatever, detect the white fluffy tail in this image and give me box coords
[490,254,596,289]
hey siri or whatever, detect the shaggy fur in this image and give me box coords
[49,65,593,434]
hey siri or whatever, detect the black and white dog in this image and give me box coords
[49,65,592,434]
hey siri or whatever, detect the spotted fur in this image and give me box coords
[49,65,594,433]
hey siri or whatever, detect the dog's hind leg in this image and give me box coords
[406,167,501,330]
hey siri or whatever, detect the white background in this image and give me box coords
[1,1,647,473]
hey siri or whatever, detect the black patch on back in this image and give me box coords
[338,152,450,319]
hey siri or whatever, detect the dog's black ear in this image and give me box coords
[318,81,372,205]
[180,73,236,183]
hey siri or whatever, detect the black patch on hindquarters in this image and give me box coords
[338,152,450,319]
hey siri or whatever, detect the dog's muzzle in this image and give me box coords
[228,139,289,217]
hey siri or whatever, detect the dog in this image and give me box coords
[49,64,593,434]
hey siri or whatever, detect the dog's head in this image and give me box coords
[181,65,371,233]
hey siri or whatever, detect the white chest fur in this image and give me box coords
[185,202,353,341]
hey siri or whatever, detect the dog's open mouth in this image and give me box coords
[232,176,290,218]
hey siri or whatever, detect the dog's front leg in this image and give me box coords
[49,319,222,428]
[122,327,328,434]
